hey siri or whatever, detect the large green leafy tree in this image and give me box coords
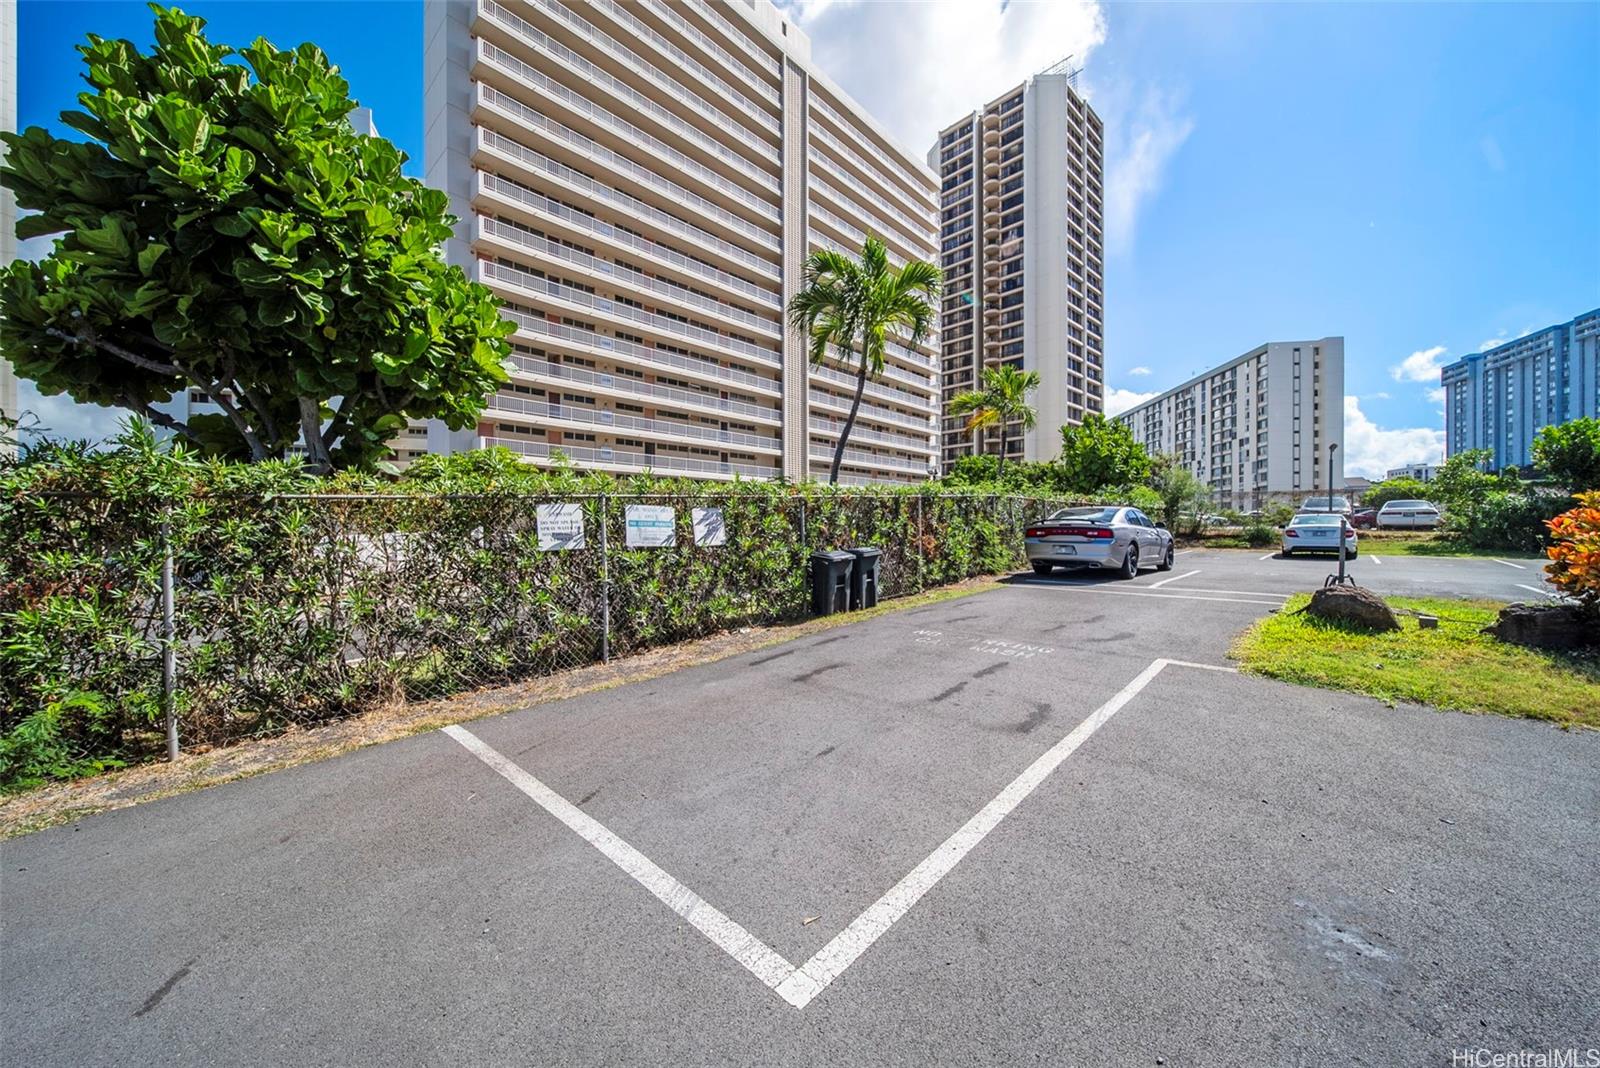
[949,363,1039,477]
[1532,418,1600,491]
[1056,413,1153,493]
[0,5,513,470]
[1362,476,1434,509]
[788,236,940,484]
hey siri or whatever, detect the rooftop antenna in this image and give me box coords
[1039,55,1083,88]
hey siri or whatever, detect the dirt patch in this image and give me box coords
[0,575,1006,838]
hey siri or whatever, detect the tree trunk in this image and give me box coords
[996,421,1008,478]
[829,359,870,485]
[299,396,333,473]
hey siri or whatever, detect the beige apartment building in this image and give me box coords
[416,0,941,484]
[928,62,1105,469]
[1116,338,1346,509]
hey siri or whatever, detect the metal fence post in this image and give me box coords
[599,492,611,664]
[915,494,925,591]
[160,515,179,762]
[799,498,807,550]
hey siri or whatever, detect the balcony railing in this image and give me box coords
[808,93,936,208]
[808,417,932,454]
[482,261,782,366]
[634,0,780,104]
[510,353,780,423]
[474,132,778,279]
[483,0,775,162]
[808,390,932,433]
[808,446,932,475]
[478,218,779,336]
[476,87,780,252]
[808,121,933,225]
[486,394,780,452]
[487,436,779,480]
[478,42,780,219]
[477,173,779,305]
[808,148,933,242]
[809,176,930,265]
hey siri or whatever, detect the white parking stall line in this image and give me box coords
[1174,549,1198,556]
[445,661,1236,1011]
[1258,552,1278,561]
[1370,556,1382,565]
[1515,583,1554,598]
[1146,569,1200,590]
[1148,586,1288,599]
[1491,558,1528,570]
[1066,586,1285,607]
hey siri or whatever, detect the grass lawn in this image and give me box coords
[1230,594,1600,729]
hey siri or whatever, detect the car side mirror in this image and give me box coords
[1156,522,1166,530]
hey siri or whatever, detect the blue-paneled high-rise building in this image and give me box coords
[1441,308,1600,471]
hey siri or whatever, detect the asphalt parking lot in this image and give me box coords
[4,556,1596,1067]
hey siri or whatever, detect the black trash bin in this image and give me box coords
[847,547,882,610]
[810,550,855,616]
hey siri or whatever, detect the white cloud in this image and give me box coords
[1368,391,1391,400]
[784,0,1107,155]
[1390,344,1449,384]
[1425,387,1446,405]
[1341,396,1444,479]
[1105,387,1159,416]
[13,381,125,444]
[1128,366,1152,376]
[1102,86,1194,255]
[1478,334,1508,352]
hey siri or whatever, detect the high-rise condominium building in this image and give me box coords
[927,62,1105,470]
[1441,309,1600,471]
[1116,339,1345,508]
[419,0,941,484]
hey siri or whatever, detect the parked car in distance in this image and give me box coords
[1297,495,1353,516]
[1281,513,1358,557]
[1376,499,1441,529]
[1348,507,1378,530]
[1026,505,1175,578]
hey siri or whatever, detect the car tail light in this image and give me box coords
[1285,529,1299,538]
[1027,526,1114,538]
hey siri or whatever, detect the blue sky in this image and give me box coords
[13,0,1600,476]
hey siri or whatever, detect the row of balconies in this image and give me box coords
[488,435,779,480]
[508,351,780,424]
[487,392,781,453]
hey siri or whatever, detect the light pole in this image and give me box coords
[1327,442,1353,586]
[1327,442,1338,514]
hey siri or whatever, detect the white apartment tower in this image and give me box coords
[420,0,941,484]
[928,62,1105,470]
[1116,339,1345,508]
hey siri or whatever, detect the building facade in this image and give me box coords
[419,0,941,484]
[1441,309,1600,471]
[1385,462,1437,483]
[927,61,1105,470]
[1116,338,1345,508]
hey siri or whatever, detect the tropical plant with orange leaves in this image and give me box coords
[1545,491,1600,609]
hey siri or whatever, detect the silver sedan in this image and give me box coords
[1026,505,1176,578]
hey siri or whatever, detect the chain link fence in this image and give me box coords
[1,489,1078,783]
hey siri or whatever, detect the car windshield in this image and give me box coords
[1290,514,1343,527]
[1384,500,1431,509]
[1302,497,1349,508]
[1045,507,1120,524]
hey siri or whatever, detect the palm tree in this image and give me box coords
[788,236,941,485]
[949,363,1040,477]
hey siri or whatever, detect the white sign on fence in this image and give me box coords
[625,504,676,548]
[536,502,586,551]
[692,507,726,547]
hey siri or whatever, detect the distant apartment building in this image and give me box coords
[1441,309,1600,472]
[1116,339,1345,507]
[417,0,941,484]
[1386,462,1437,482]
[926,60,1105,470]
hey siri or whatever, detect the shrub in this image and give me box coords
[1459,491,1573,553]
[1545,491,1600,608]
[1242,521,1277,547]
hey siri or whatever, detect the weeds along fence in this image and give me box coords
[0,489,1077,786]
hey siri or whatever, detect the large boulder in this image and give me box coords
[1483,603,1598,651]
[1305,584,1400,632]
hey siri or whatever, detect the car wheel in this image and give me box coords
[1031,562,1053,576]
[1282,549,1293,557]
[1156,541,1175,571]
[1119,543,1139,579]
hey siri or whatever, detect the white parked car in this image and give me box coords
[1297,495,1353,516]
[1281,513,1358,557]
[1376,499,1441,530]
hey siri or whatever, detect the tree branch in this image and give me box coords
[299,396,333,473]
[46,326,181,377]
[170,358,270,461]
[118,393,202,445]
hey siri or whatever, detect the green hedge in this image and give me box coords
[1,435,1081,789]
